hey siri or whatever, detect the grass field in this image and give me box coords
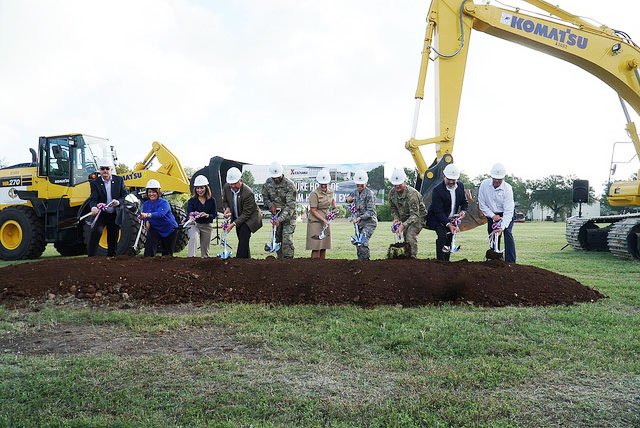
[1,221,639,427]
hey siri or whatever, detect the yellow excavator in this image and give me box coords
[0,135,191,260]
[407,0,640,260]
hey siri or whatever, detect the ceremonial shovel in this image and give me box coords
[264,212,281,253]
[442,216,461,253]
[386,222,411,259]
[218,220,233,260]
[349,204,366,246]
[182,211,201,228]
[88,200,117,228]
[351,224,366,246]
[133,214,145,250]
[486,220,504,260]
[311,210,337,240]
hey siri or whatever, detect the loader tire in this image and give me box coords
[171,204,189,253]
[83,209,144,256]
[54,240,87,257]
[0,206,46,261]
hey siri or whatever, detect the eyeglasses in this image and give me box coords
[99,167,110,170]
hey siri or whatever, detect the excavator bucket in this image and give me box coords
[417,156,487,232]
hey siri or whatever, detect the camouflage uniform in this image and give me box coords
[389,185,426,258]
[262,176,297,258]
[348,187,378,260]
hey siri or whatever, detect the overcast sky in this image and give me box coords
[1,0,638,193]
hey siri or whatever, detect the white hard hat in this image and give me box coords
[193,175,209,186]
[490,163,506,179]
[226,167,242,184]
[390,168,407,185]
[443,164,460,180]
[316,169,331,184]
[146,179,161,189]
[98,158,113,169]
[268,162,283,178]
[353,169,368,185]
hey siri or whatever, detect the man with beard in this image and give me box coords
[426,164,468,261]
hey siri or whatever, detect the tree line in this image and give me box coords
[375,168,639,222]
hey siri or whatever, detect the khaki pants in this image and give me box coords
[187,223,213,257]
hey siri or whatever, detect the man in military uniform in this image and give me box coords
[345,169,378,260]
[262,162,297,258]
[388,168,426,258]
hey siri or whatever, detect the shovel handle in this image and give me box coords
[133,220,144,249]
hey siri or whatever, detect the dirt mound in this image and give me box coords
[0,257,604,307]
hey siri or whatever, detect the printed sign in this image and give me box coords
[243,162,385,206]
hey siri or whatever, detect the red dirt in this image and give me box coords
[0,257,604,307]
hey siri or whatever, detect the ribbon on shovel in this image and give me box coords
[442,216,462,253]
[349,204,366,246]
[264,212,281,253]
[218,219,233,259]
[312,209,337,240]
[488,220,504,254]
[391,222,404,243]
[182,211,201,228]
[90,201,117,229]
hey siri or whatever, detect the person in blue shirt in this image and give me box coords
[139,179,179,257]
[186,175,217,257]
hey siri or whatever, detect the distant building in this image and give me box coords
[527,200,600,221]
[570,200,600,218]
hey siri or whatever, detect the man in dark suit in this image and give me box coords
[221,167,263,258]
[426,164,468,261]
[87,158,128,256]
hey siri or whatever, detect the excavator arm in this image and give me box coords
[123,141,191,194]
[408,0,640,207]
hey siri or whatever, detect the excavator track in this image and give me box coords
[607,217,640,260]
[566,214,640,259]
[565,216,593,250]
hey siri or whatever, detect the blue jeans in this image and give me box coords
[486,215,516,263]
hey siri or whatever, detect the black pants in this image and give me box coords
[144,228,178,257]
[88,212,119,257]
[433,223,453,261]
[235,222,252,258]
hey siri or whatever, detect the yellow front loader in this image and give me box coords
[408,0,640,259]
[0,134,191,260]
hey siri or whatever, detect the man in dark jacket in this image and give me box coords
[221,167,263,258]
[426,164,468,261]
[87,158,128,256]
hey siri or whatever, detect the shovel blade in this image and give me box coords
[312,224,328,240]
[485,249,504,260]
[351,231,366,246]
[265,242,281,252]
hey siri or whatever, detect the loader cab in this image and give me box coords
[38,135,106,186]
